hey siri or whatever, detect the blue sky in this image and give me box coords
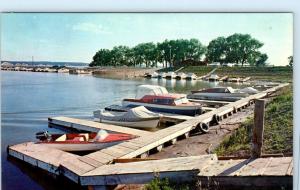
[1,13,293,65]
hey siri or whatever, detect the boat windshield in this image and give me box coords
[152,98,174,105]
[174,97,189,105]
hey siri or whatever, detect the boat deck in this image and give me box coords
[7,83,290,188]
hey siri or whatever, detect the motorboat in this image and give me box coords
[175,72,187,80]
[208,74,220,81]
[35,130,136,152]
[93,106,161,129]
[122,85,203,116]
[188,87,258,101]
[158,72,166,78]
[186,73,197,80]
[166,72,177,79]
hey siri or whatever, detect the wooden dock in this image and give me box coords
[48,116,151,137]
[7,83,290,189]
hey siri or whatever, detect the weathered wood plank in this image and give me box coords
[200,159,245,176]
[263,157,293,176]
[85,152,115,164]
[48,116,151,137]
[80,155,217,186]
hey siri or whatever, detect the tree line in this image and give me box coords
[89,33,268,67]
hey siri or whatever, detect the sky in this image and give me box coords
[1,13,293,66]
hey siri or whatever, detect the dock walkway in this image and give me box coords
[48,116,151,137]
[7,83,290,189]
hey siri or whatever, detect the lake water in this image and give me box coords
[1,71,250,190]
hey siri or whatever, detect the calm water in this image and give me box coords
[1,71,250,190]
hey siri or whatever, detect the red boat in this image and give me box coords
[35,130,136,152]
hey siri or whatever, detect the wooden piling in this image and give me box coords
[251,99,266,158]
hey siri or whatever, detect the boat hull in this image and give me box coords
[37,141,120,152]
[191,92,248,98]
[122,101,202,116]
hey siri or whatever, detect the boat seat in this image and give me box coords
[72,137,85,142]
[55,134,67,142]
[80,133,89,141]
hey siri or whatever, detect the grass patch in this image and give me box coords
[144,178,191,190]
[214,86,293,156]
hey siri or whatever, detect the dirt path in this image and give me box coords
[148,104,254,159]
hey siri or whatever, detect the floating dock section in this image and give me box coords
[7,83,291,189]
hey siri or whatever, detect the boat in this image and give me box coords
[208,74,220,81]
[175,72,187,80]
[35,130,136,152]
[158,72,166,78]
[186,73,197,80]
[122,85,203,116]
[151,72,159,78]
[166,72,176,79]
[94,106,161,129]
[187,87,255,101]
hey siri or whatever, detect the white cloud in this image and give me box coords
[72,22,110,34]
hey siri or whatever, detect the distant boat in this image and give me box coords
[57,68,69,73]
[208,74,220,81]
[122,85,203,116]
[35,130,136,152]
[186,73,197,80]
[158,72,166,78]
[176,72,187,80]
[94,106,161,129]
[166,72,176,79]
[188,87,258,101]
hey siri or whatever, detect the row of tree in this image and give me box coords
[90,33,268,67]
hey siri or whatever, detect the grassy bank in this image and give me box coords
[214,86,293,156]
[159,66,293,82]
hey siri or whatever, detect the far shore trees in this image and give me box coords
[90,33,268,68]
[206,34,266,66]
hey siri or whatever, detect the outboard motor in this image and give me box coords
[35,131,52,141]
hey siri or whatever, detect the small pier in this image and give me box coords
[48,116,151,136]
[7,83,290,189]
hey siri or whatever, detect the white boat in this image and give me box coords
[158,72,166,78]
[151,72,159,78]
[190,87,249,98]
[187,87,258,101]
[238,87,259,94]
[122,85,203,116]
[186,73,197,80]
[176,72,187,80]
[166,72,177,79]
[57,68,69,73]
[208,74,220,81]
[94,106,161,129]
[35,130,136,152]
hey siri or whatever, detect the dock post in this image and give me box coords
[251,99,266,158]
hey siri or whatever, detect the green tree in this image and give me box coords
[206,34,264,67]
[256,53,268,66]
[226,33,263,66]
[206,37,227,64]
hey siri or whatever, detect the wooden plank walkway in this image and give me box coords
[48,116,151,137]
[7,83,290,188]
[80,155,217,186]
[8,142,80,175]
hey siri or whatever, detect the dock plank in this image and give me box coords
[8,142,80,174]
[48,116,151,137]
[80,155,217,186]
[263,157,293,176]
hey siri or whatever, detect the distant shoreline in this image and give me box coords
[1,64,158,79]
